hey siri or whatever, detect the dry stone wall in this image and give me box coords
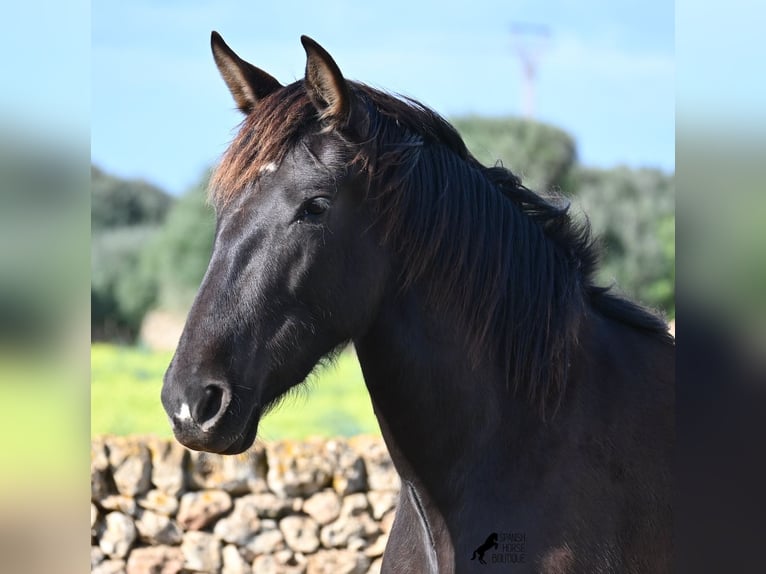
[91,436,400,574]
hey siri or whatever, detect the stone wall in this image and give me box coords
[91,436,400,574]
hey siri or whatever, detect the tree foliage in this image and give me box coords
[452,116,577,192]
[91,165,173,340]
[142,177,216,312]
[91,165,172,230]
[571,166,675,316]
[91,226,160,341]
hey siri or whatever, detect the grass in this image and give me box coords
[90,343,381,439]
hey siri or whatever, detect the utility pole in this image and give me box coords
[509,22,551,119]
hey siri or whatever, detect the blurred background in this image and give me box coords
[1,3,89,572]
[7,0,766,572]
[90,0,675,442]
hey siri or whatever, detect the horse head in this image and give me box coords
[161,34,388,454]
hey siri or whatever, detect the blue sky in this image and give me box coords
[91,0,674,195]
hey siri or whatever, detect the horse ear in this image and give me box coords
[300,35,351,124]
[211,31,283,114]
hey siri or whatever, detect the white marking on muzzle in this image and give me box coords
[176,403,192,422]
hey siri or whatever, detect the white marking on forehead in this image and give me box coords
[259,162,278,174]
[175,403,192,422]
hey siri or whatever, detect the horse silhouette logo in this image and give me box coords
[471,532,499,565]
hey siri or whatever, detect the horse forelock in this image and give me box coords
[209,83,316,208]
[209,81,468,208]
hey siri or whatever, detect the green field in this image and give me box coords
[91,344,380,439]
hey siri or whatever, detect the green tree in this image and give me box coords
[571,166,675,316]
[91,165,172,230]
[143,176,216,312]
[91,226,160,340]
[452,116,577,192]
[90,164,173,340]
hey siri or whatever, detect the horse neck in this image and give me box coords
[353,285,549,496]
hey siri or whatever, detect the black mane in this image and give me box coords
[352,85,671,416]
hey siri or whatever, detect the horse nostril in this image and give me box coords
[194,384,226,427]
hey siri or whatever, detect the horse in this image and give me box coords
[161,33,674,573]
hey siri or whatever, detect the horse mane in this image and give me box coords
[211,81,673,418]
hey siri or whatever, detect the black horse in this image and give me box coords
[161,33,674,573]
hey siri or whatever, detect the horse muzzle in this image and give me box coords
[160,376,242,453]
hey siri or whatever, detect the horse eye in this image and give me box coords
[299,197,331,220]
